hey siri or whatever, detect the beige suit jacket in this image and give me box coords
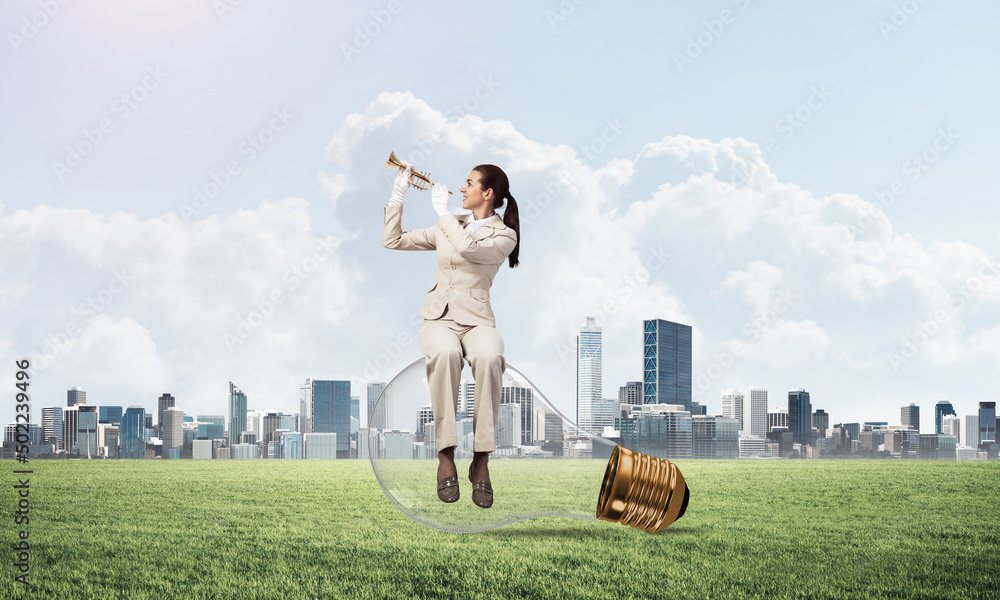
[383,204,517,327]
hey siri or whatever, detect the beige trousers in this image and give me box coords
[418,312,505,453]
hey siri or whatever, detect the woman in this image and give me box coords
[383,161,520,509]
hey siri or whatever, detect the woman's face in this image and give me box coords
[460,170,492,212]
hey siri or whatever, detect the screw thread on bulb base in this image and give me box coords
[596,445,689,533]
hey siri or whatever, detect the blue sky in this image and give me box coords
[2,1,998,431]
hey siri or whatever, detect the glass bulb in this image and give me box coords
[367,358,689,533]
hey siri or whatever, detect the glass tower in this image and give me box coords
[979,402,996,445]
[120,406,145,459]
[576,314,602,434]
[642,319,693,411]
[228,382,247,448]
[788,388,812,445]
[311,380,352,458]
[934,401,956,435]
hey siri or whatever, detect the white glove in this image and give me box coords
[388,162,412,206]
[431,183,450,217]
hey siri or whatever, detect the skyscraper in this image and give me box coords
[120,406,145,459]
[162,407,184,457]
[747,387,767,438]
[158,393,176,435]
[941,414,960,441]
[78,405,97,458]
[501,385,534,445]
[812,409,829,438]
[577,314,602,434]
[62,406,79,454]
[42,406,64,450]
[721,389,744,432]
[979,402,997,444]
[788,389,812,445]
[67,386,86,407]
[229,382,247,447]
[934,401,956,435]
[618,381,642,408]
[367,382,388,430]
[642,319,692,411]
[901,402,920,433]
[964,414,979,448]
[767,406,787,432]
[311,380,352,458]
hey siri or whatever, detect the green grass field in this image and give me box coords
[2,459,998,599]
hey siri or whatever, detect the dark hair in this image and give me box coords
[472,164,520,268]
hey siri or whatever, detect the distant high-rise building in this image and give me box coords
[619,404,692,459]
[577,314,602,434]
[618,381,642,408]
[42,406,64,450]
[367,382,388,430]
[120,406,145,459]
[229,382,248,447]
[788,389,812,445]
[747,387,767,438]
[495,403,522,448]
[99,406,123,425]
[310,380,352,458]
[692,415,739,459]
[934,401,956,435]
[197,415,225,427]
[282,432,303,459]
[964,414,980,448]
[262,413,282,455]
[767,406,788,432]
[350,396,360,425]
[941,415,961,441]
[979,402,997,444]
[502,385,534,445]
[162,407,184,457]
[62,406,79,454]
[642,319,693,411]
[78,405,98,458]
[300,379,314,434]
[721,389,744,432]
[812,409,829,438]
[67,386,86,407]
[415,404,434,440]
[157,393,175,434]
[459,380,475,419]
[901,402,920,433]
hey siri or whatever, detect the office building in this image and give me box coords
[934,401,956,435]
[812,409,829,438]
[304,432,338,459]
[746,387,767,437]
[459,380,475,420]
[642,319,693,411]
[941,415,960,441]
[495,403,522,448]
[192,439,213,459]
[157,393,175,434]
[78,405,98,458]
[262,412,282,455]
[104,425,119,458]
[282,432,303,459]
[99,406,123,425]
[901,402,920,433]
[964,414,980,448]
[591,398,617,436]
[62,407,79,454]
[619,404,692,459]
[229,382,248,447]
[310,380,352,458]
[162,407,184,457]
[577,314,602,434]
[120,406,145,459]
[788,389,812,445]
[67,386,86,407]
[979,402,997,444]
[767,406,788,432]
[692,415,739,459]
[383,430,414,460]
[501,385,534,445]
[721,389,744,432]
[231,443,260,459]
[42,406,64,450]
[618,381,642,407]
[367,382,388,430]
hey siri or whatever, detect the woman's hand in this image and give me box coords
[388,162,412,206]
[431,183,451,217]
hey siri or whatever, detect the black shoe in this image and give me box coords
[437,476,459,503]
[468,463,493,509]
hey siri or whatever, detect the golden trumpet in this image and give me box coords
[386,151,452,194]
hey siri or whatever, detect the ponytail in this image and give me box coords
[502,193,520,268]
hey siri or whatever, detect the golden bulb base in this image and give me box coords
[596,445,689,533]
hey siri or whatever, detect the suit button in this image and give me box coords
[450,265,456,270]
[448,285,454,290]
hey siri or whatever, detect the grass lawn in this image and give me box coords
[2,458,998,599]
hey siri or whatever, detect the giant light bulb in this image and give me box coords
[367,358,689,533]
